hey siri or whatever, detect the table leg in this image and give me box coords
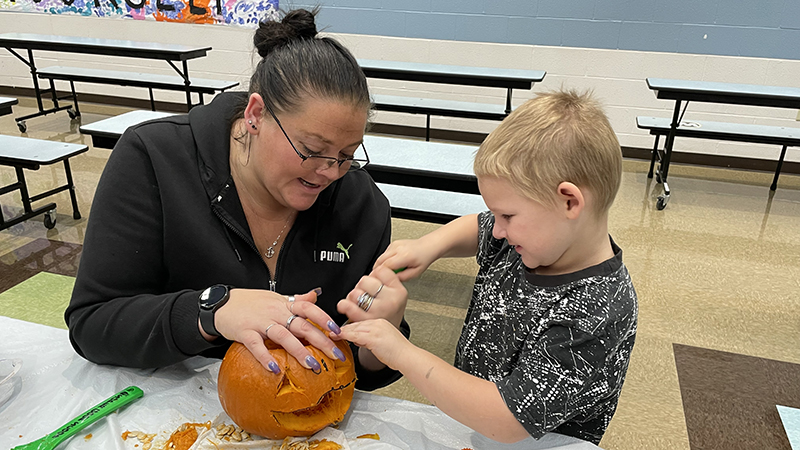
[27,49,44,113]
[771,145,788,191]
[183,60,192,110]
[7,48,76,129]
[662,100,681,180]
[63,158,82,219]
[648,134,660,178]
[655,100,682,209]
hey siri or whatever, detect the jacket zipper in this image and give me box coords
[212,183,277,288]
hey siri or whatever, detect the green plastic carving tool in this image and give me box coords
[11,386,143,450]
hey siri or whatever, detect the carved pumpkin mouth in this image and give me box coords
[273,382,353,429]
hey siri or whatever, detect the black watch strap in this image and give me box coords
[199,285,231,337]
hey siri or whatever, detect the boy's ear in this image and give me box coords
[244,93,266,134]
[556,182,584,220]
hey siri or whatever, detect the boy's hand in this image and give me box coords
[374,239,438,281]
[336,318,411,370]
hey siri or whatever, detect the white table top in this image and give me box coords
[0,135,87,165]
[376,184,487,217]
[364,135,477,178]
[0,33,211,56]
[0,96,18,107]
[359,59,546,88]
[647,78,800,99]
[79,110,177,136]
[0,317,598,450]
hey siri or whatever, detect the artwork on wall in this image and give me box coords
[0,0,278,26]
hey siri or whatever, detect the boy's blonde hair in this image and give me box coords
[474,89,622,215]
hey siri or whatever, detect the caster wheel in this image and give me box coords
[67,109,80,119]
[17,121,27,133]
[44,209,57,229]
[656,197,667,210]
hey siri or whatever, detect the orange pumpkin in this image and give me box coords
[217,337,356,439]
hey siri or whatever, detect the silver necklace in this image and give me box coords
[265,213,293,259]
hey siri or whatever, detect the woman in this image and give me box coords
[65,8,409,390]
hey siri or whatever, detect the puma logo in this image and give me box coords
[336,242,353,259]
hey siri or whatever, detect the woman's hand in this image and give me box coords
[373,238,439,281]
[212,288,346,375]
[335,319,412,370]
[337,265,407,328]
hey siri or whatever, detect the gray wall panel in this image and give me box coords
[508,16,564,47]
[619,21,680,53]
[293,1,798,60]
[561,19,621,49]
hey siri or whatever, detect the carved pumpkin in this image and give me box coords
[217,337,356,439]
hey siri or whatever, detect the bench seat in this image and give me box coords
[372,94,508,141]
[35,66,238,116]
[377,183,485,224]
[37,66,238,94]
[637,116,800,192]
[80,110,177,149]
[373,94,508,121]
[0,134,88,230]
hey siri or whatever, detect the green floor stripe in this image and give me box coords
[0,272,74,329]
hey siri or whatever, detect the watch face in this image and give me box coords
[200,285,228,310]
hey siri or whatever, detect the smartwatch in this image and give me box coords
[198,284,231,337]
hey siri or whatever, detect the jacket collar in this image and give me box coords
[189,91,246,202]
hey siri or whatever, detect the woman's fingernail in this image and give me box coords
[313,287,323,296]
[268,361,281,374]
[328,320,341,334]
[333,347,346,362]
[305,356,321,373]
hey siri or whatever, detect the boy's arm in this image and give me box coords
[399,342,531,443]
[339,319,530,444]
[376,214,480,279]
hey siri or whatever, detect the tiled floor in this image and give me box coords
[2,97,800,450]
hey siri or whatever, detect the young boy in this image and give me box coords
[337,90,638,445]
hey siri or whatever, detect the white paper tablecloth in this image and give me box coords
[0,316,600,450]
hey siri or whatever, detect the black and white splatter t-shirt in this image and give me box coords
[455,212,638,444]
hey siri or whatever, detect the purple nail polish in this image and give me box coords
[333,347,346,362]
[327,320,341,334]
[305,355,321,373]
[313,287,323,296]
[268,361,281,374]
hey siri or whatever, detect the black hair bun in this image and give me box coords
[254,8,319,58]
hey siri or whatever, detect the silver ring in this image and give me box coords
[363,295,374,312]
[357,292,374,312]
[287,295,295,303]
[374,284,384,297]
[357,292,371,309]
[265,323,278,336]
[285,314,299,329]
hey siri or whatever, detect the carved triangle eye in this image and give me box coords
[277,371,304,397]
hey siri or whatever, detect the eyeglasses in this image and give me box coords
[265,104,369,172]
